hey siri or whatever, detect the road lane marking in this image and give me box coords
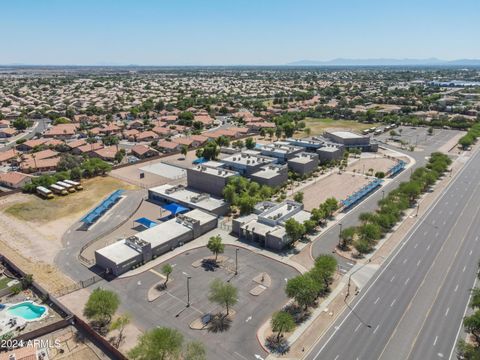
[454,284,459,292]
[390,275,395,282]
[469,250,473,256]
[334,356,339,360]
[463,266,466,272]
[417,260,422,267]
[373,325,380,334]
[403,259,408,264]
[309,149,480,360]
[445,308,449,317]
[354,323,361,332]
[427,244,431,250]
[390,299,396,307]
[414,243,418,248]
[405,278,410,285]
[434,336,438,346]
[374,297,380,304]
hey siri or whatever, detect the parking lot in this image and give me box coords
[110,245,299,360]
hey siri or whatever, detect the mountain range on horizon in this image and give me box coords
[287,58,480,66]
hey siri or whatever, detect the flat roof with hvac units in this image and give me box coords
[95,208,218,276]
[148,184,229,216]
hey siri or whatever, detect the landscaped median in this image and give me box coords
[337,152,452,258]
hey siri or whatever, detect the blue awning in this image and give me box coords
[134,217,157,228]
[193,157,207,164]
[162,202,189,215]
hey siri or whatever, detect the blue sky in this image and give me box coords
[2,0,479,65]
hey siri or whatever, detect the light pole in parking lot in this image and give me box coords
[337,223,343,249]
[186,275,192,307]
[235,248,239,275]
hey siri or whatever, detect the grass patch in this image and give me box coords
[299,118,372,137]
[4,176,138,223]
[0,276,12,290]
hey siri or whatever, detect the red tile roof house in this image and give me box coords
[0,149,19,165]
[0,171,32,189]
[160,115,178,124]
[194,114,215,128]
[136,130,159,142]
[123,129,140,141]
[43,123,78,139]
[0,127,18,138]
[65,138,87,150]
[190,134,209,145]
[16,138,48,152]
[20,157,60,173]
[99,124,122,135]
[0,120,10,128]
[157,140,181,153]
[92,146,118,162]
[172,136,201,148]
[72,142,104,155]
[21,149,59,163]
[246,121,276,132]
[128,120,144,130]
[152,126,175,138]
[131,144,159,159]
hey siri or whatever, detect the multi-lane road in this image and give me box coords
[307,146,480,360]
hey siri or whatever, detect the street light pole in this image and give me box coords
[186,276,191,307]
[235,248,239,275]
[338,223,343,249]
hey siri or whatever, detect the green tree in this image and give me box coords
[464,311,480,343]
[128,327,183,360]
[162,264,173,288]
[12,117,29,130]
[313,255,337,289]
[339,227,356,250]
[183,341,207,360]
[110,313,131,348]
[354,239,371,255]
[293,191,304,203]
[358,223,382,243]
[83,288,120,327]
[207,235,224,263]
[208,279,238,315]
[285,274,319,310]
[271,311,296,341]
[303,219,316,234]
[245,137,256,149]
[284,218,306,243]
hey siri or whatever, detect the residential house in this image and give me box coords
[0,171,32,189]
[131,144,159,159]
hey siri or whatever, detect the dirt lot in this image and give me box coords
[346,156,397,175]
[297,118,372,137]
[0,176,137,294]
[295,172,371,211]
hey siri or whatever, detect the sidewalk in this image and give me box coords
[265,145,473,359]
[119,227,308,279]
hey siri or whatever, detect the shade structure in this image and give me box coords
[134,217,157,228]
[161,202,189,216]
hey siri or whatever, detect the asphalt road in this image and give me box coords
[306,142,480,360]
[312,127,462,273]
[0,118,49,152]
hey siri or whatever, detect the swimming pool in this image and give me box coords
[6,301,47,321]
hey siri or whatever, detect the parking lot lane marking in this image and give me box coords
[390,299,396,307]
[354,323,361,332]
[373,325,380,334]
[390,275,395,282]
[234,351,249,360]
[433,336,438,346]
[149,269,166,279]
[454,284,459,292]
[374,297,380,304]
[417,260,422,267]
[445,307,450,317]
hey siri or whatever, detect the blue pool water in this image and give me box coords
[7,302,46,320]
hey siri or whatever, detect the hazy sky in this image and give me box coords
[2,0,479,65]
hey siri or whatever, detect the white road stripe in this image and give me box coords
[390,299,397,307]
[374,297,380,304]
